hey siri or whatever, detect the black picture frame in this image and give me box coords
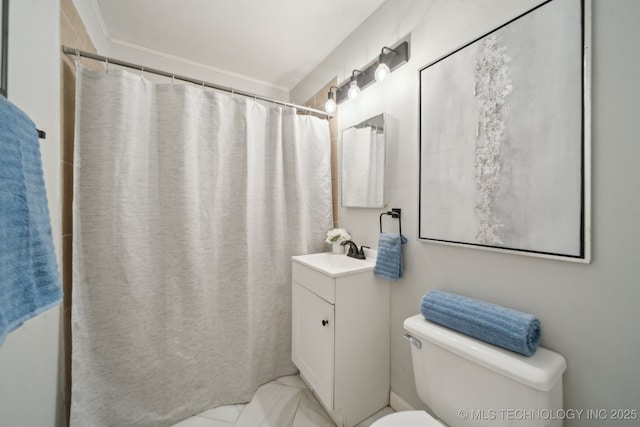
[1,0,8,97]
[418,0,591,262]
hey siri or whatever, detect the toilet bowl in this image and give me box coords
[371,410,444,427]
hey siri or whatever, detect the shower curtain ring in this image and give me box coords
[75,49,80,64]
[141,67,144,80]
[105,58,109,73]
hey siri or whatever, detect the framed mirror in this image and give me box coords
[341,113,386,208]
[1,0,8,97]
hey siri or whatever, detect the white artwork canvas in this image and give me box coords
[419,0,588,260]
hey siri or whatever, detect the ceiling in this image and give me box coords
[94,0,387,91]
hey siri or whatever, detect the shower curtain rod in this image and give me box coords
[62,46,330,119]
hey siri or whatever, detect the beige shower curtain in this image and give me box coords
[70,65,332,426]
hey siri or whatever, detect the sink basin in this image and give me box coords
[292,251,376,277]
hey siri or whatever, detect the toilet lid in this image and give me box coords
[371,410,444,427]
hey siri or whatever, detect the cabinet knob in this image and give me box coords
[321,320,329,326]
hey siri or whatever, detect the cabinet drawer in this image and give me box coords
[292,261,336,303]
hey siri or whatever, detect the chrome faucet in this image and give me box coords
[340,240,369,259]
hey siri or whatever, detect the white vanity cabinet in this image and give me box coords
[291,252,390,427]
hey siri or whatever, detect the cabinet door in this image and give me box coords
[292,282,335,409]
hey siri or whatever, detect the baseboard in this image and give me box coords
[389,390,414,412]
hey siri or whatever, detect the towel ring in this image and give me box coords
[380,208,402,234]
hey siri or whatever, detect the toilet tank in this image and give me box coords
[404,315,566,427]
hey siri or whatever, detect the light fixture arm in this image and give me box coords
[375,47,398,82]
[324,85,340,114]
[348,70,363,100]
[380,46,398,56]
[327,85,339,100]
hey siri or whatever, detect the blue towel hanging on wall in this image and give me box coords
[0,95,62,346]
[374,233,408,281]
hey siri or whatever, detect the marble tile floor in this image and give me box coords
[172,374,394,427]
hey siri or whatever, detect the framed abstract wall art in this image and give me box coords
[418,0,591,262]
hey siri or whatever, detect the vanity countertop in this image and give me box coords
[292,250,377,278]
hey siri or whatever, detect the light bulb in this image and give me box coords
[324,98,337,114]
[375,63,390,82]
[348,80,360,100]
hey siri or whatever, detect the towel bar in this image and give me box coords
[379,208,401,234]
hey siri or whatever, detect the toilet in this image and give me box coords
[372,315,567,427]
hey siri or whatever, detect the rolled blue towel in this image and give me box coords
[420,290,541,356]
[374,233,408,281]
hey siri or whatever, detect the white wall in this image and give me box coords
[107,42,289,101]
[292,1,640,425]
[0,1,63,426]
[70,0,108,55]
[71,0,288,100]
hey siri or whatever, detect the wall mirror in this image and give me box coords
[341,113,386,208]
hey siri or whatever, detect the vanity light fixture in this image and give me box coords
[324,86,338,114]
[348,70,363,100]
[334,40,410,104]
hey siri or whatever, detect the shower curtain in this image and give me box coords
[70,66,333,426]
